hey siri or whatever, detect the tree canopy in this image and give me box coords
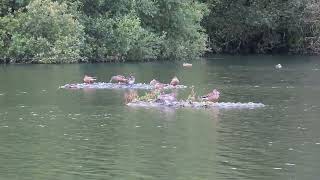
[1,0,320,63]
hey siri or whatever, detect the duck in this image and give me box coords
[109,75,135,84]
[275,64,282,69]
[127,75,135,85]
[170,76,180,86]
[83,75,97,84]
[109,75,126,83]
[150,79,165,89]
[201,89,220,102]
[150,79,160,86]
[183,63,192,67]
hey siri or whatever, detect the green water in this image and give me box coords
[0,56,320,180]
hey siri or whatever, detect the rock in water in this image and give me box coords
[127,100,265,109]
[60,82,187,90]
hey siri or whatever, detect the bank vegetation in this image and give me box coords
[1,0,320,63]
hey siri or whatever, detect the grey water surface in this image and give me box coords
[0,55,320,180]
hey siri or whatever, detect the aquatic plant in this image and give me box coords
[124,90,138,103]
[137,90,161,102]
[187,86,197,102]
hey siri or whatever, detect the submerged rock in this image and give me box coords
[60,82,187,90]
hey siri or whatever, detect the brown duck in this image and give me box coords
[201,89,220,102]
[170,76,180,86]
[83,75,97,84]
[150,79,165,89]
[110,75,135,84]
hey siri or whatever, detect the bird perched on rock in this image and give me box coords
[109,75,135,84]
[150,79,165,89]
[150,79,160,86]
[127,75,135,85]
[170,76,180,86]
[83,75,97,84]
[201,89,220,102]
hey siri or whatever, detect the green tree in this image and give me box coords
[147,0,209,59]
[0,15,18,63]
[1,0,209,63]
[300,1,320,54]
[203,0,305,54]
[81,0,208,61]
[8,0,85,63]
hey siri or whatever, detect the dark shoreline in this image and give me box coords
[1,53,318,65]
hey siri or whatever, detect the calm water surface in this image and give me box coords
[0,56,320,180]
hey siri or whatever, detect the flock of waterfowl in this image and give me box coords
[60,63,267,109]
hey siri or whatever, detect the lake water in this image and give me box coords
[0,56,320,180]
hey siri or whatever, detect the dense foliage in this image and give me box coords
[0,0,207,63]
[203,0,320,54]
[2,0,320,63]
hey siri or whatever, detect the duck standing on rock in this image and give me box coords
[150,79,165,89]
[127,75,135,85]
[149,79,160,86]
[109,75,135,84]
[201,89,220,102]
[83,75,97,84]
[170,76,180,86]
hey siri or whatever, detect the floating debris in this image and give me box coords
[183,63,192,67]
[285,163,295,166]
[59,82,187,90]
[273,167,282,170]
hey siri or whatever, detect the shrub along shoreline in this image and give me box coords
[1,0,320,64]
